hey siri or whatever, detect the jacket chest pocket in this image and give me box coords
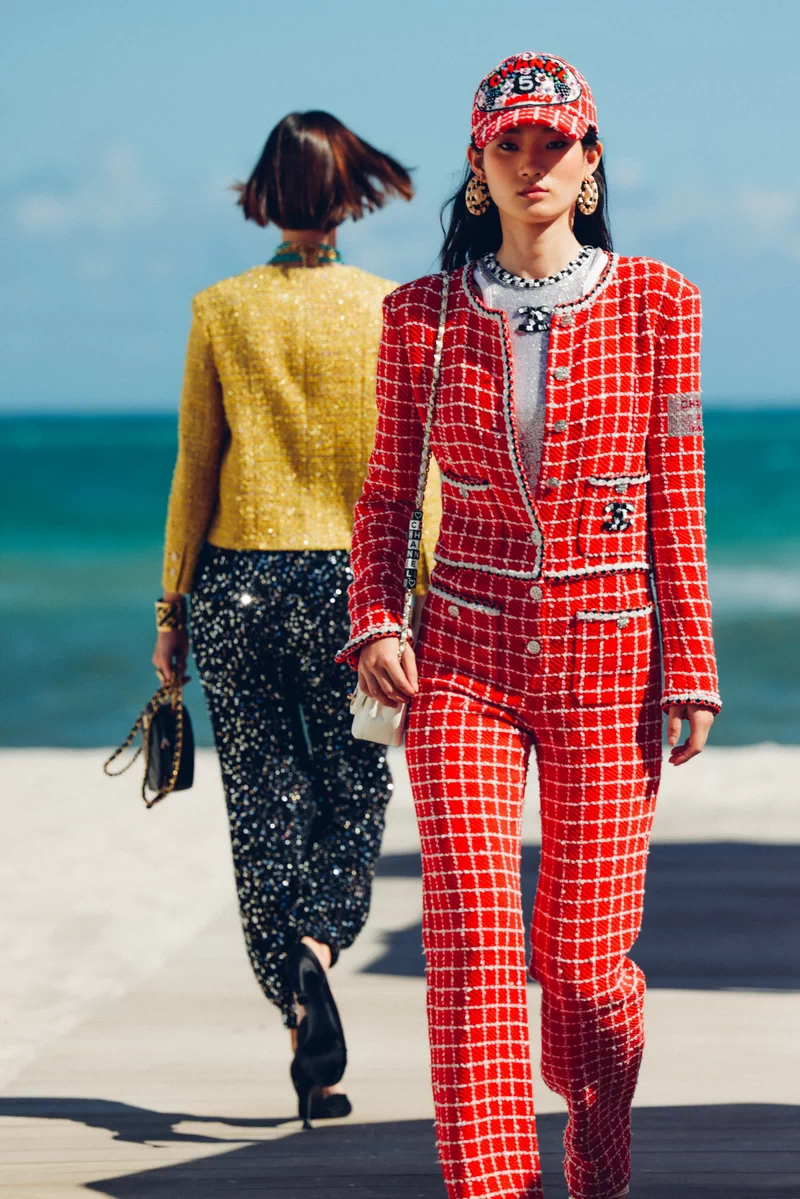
[417,580,502,686]
[438,468,506,562]
[570,604,655,707]
[577,474,649,559]
[440,467,492,502]
[435,365,505,443]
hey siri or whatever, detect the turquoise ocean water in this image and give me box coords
[1,411,798,747]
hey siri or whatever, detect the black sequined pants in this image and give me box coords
[191,545,392,1028]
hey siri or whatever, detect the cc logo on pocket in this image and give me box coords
[602,500,634,533]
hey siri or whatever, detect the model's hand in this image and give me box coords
[666,703,714,766]
[358,636,419,708]
[152,629,191,686]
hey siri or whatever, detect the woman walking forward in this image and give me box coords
[154,111,438,1123]
[340,53,720,1198]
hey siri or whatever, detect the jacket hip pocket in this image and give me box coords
[570,603,655,707]
[577,473,649,560]
[417,579,502,686]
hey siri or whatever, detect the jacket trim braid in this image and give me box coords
[433,551,540,581]
[543,561,653,580]
[575,603,654,622]
[338,618,403,663]
[428,582,503,617]
[586,472,651,487]
[661,690,722,713]
[341,255,722,716]
[433,552,653,582]
[461,264,544,576]
[439,468,491,493]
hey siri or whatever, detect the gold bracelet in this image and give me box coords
[155,597,187,631]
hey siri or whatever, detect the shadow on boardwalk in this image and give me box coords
[0,1099,798,1197]
[369,842,800,989]
[0,1095,290,1145]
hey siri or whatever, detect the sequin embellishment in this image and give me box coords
[191,545,392,1028]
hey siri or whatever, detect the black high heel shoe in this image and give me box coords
[288,942,347,1088]
[290,1056,352,1129]
[290,1055,315,1130]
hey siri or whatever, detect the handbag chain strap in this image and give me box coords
[141,685,185,808]
[398,272,450,658]
[103,681,185,808]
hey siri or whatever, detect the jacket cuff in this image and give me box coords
[661,690,722,715]
[335,611,404,671]
[162,544,195,594]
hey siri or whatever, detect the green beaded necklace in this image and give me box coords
[269,241,342,267]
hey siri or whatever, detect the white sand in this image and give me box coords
[0,743,797,1090]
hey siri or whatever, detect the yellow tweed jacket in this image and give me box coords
[162,264,441,594]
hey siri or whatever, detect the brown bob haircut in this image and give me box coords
[237,111,414,231]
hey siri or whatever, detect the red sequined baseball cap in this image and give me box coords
[471,52,598,149]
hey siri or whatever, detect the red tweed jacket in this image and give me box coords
[338,254,721,713]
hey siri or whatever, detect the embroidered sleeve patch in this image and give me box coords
[667,392,703,437]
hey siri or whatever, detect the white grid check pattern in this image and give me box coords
[339,254,721,1197]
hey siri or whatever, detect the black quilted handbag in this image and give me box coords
[104,681,194,808]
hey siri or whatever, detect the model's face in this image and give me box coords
[468,124,601,227]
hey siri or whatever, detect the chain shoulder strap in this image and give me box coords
[103,701,153,776]
[141,684,185,809]
[398,272,450,657]
[103,682,185,808]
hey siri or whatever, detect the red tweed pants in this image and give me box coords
[406,576,663,1199]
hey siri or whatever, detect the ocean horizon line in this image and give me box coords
[2,398,800,419]
[2,401,796,747]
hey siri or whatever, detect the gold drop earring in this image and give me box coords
[577,175,599,216]
[465,174,492,216]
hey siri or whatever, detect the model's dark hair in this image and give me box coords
[439,128,611,271]
[236,110,414,231]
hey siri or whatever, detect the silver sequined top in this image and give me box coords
[474,247,607,487]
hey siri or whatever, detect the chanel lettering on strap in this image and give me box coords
[350,272,451,747]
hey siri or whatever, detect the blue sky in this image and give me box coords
[2,0,798,409]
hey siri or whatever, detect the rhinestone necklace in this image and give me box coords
[269,241,343,267]
[481,243,594,290]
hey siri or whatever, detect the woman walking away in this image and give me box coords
[340,53,720,1198]
[153,111,438,1126]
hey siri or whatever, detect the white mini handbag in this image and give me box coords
[350,272,450,747]
[349,686,407,747]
